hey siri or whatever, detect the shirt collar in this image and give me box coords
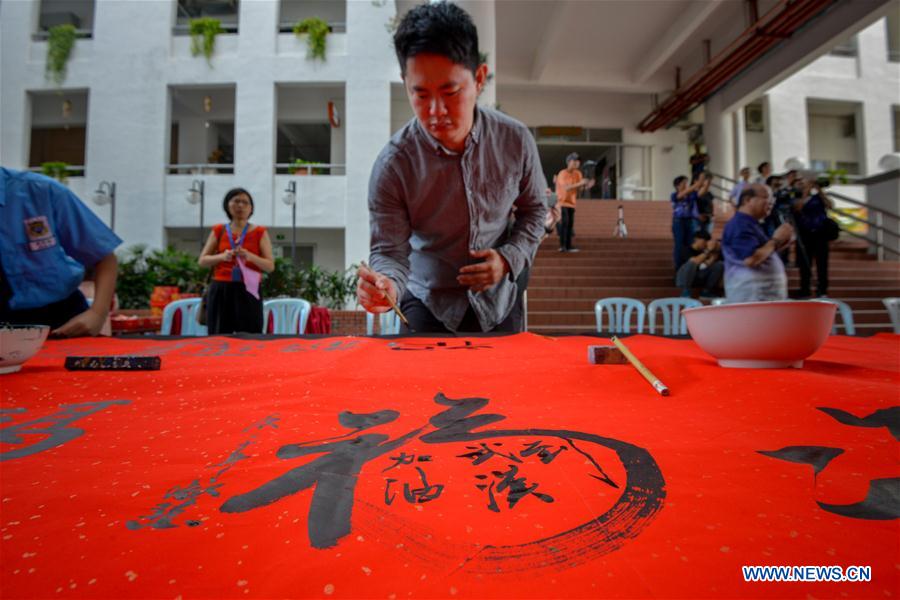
[416,106,483,156]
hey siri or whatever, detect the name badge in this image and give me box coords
[24,216,57,251]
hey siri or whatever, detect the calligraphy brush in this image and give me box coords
[359,261,410,329]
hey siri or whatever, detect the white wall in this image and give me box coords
[764,18,899,175]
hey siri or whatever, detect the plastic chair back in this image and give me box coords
[160,298,207,336]
[812,298,856,335]
[883,297,900,334]
[594,297,646,334]
[263,298,312,335]
[648,297,702,335]
[366,312,401,335]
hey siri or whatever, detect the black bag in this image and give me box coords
[822,217,840,241]
[197,227,224,325]
[197,271,213,326]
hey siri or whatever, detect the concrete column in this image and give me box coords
[733,106,747,173]
[0,0,37,166]
[766,88,809,172]
[704,94,734,179]
[458,0,496,107]
[83,0,174,249]
[344,0,397,270]
[234,83,276,226]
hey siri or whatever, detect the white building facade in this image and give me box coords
[2,0,897,271]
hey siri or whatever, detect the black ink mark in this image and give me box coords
[757,446,844,476]
[817,406,900,441]
[521,440,567,464]
[402,467,444,504]
[818,478,900,520]
[220,411,424,549]
[0,401,131,462]
[457,442,522,466]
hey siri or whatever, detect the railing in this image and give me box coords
[274,163,345,175]
[27,165,86,177]
[32,29,93,41]
[167,163,234,175]
[710,171,900,260]
[278,21,346,34]
[172,23,239,35]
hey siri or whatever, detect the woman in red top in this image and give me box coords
[198,188,274,334]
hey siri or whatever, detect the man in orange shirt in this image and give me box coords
[555,153,594,252]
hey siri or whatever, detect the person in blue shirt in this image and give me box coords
[721,183,794,303]
[671,175,700,271]
[0,167,122,336]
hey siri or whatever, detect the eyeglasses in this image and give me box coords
[229,198,251,205]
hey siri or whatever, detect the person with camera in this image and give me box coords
[793,178,836,298]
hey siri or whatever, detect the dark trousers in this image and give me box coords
[676,260,724,296]
[399,291,523,334]
[672,217,695,270]
[0,289,89,330]
[560,207,576,250]
[207,280,263,334]
[798,232,830,296]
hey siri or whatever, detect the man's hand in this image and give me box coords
[772,223,794,245]
[52,306,106,338]
[357,264,398,313]
[457,249,510,293]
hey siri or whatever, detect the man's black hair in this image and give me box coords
[758,161,770,173]
[765,175,781,187]
[673,175,688,188]
[738,186,758,206]
[393,2,480,77]
[693,230,712,241]
[223,187,254,220]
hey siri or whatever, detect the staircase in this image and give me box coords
[527,200,900,335]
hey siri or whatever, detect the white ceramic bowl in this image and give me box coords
[683,301,836,368]
[0,324,50,374]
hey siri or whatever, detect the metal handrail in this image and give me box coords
[709,170,899,261]
[710,171,900,222]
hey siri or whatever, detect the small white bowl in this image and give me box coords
[0,324,50,374]
[683,301,836,368]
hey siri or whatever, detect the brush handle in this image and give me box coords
[611,337,670,396]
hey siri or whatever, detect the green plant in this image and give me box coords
[322,265,358,309]
[824,168,850,185]
[115,245,207,309]
[41,161,69,183]
[293,17,329,60]
[189,17,224,66]
[46,24,77,85]
[291,158,325,175]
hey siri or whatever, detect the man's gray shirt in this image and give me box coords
[368,107,547,332]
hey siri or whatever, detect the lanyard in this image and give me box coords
[225,223,249,281]
[225,223,249,250]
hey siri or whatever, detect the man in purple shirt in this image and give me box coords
[722,184,794,302]
[356,2,546,333]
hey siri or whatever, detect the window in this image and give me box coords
[35,0,94,39]
[28,90,89,177]
[275,84,345,174]
[829,35,857,58]
[175,0,239,34]
[279,0,346,33]
[887,11,900,62]
[807,99,863,176]
[168,85,236,174]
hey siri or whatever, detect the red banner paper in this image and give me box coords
[1,333,898,598]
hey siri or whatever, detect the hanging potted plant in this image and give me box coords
[189,17,224,66]
[291,158,319,175]
[46,24,77,86]
[41,161,70,183]
[293,17,330,61]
